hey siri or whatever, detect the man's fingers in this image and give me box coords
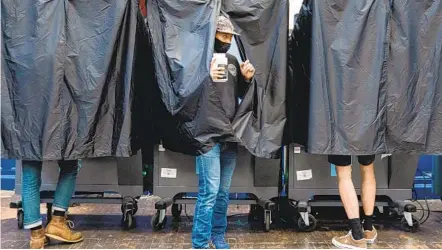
[242,61,253,70]
[211,70,226,78]
[243,65,254,73]
[213,69,225,75]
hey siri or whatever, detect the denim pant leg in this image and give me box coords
[192,144,222,249]
[52,160,79,212]
[212,146,237,235]
[22,161,43,229]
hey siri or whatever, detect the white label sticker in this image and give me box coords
[296,169,313,181]
[381,154,391,159]
[161,168,177,178]
[294,147,301,154]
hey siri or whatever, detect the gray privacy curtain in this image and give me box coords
[1,0,152,160]
[147,0,288,158]
[290,0,442,155]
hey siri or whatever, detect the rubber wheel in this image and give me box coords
[17,210,24,229]
[133,202,138,215]
[264,212,271,232]
[383,206,391,218]
[122,213,134,230]
[297,214,317,232]
[172,204,182,219]
[151,211,167,231]
[121,199,138,215]
[248,205,264,222]
[401,216,420,233]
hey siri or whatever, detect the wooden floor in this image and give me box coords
[1,192,441,249]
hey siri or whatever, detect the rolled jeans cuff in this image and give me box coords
[52,205,67,212]
[24,219,42,230]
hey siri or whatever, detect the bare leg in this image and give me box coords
[332,163,366,248]
[336,165,359,219]
[360,163,376,217]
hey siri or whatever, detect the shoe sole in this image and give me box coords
[365,234,378,244]
[30,242,48,249]
[45,234,83,244]
[332,238,367,249]
[364,229,378,244]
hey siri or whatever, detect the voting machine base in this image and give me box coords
[152,145,279,232]
[10,153,143,230]
[287,145,420,233]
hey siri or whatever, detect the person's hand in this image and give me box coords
[240,60,255,81]
[210,58,226,81]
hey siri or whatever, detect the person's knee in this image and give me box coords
[199,180,220,205]
[336,166,352,180]
[22,168,42,188]
[217,185,230,200]
[22,180,41,194]
[218,177,233,193]
[199,192,218,208]
[358,155,375,166]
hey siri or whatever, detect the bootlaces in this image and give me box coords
[66,220,75,229]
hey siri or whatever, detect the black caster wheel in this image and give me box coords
[17,209,24,229]
[383,206,391,218]
[151,211,167,231]
[121,202,138,215]
[133,202,138,215]
[248,205,264,222]
[297,214,317,232]
[121,198,138,215]
[264,212,271,232]
[172,204,182,221]
[122,213,135,230]
[401,215,420,233]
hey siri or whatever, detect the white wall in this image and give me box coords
[289,0,303,29]
[229,0,304,62]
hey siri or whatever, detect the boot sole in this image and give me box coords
[30,241,48,249]
[45,234,83,244]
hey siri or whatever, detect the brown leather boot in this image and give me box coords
[30,228,49,249]
[45,216,83,243]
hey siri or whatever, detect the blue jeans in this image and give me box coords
[22,160,79,229]
[192,143,237,249]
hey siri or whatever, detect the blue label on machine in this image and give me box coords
[331,164,337,176]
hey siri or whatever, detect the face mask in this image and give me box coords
[214,38,231,53]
